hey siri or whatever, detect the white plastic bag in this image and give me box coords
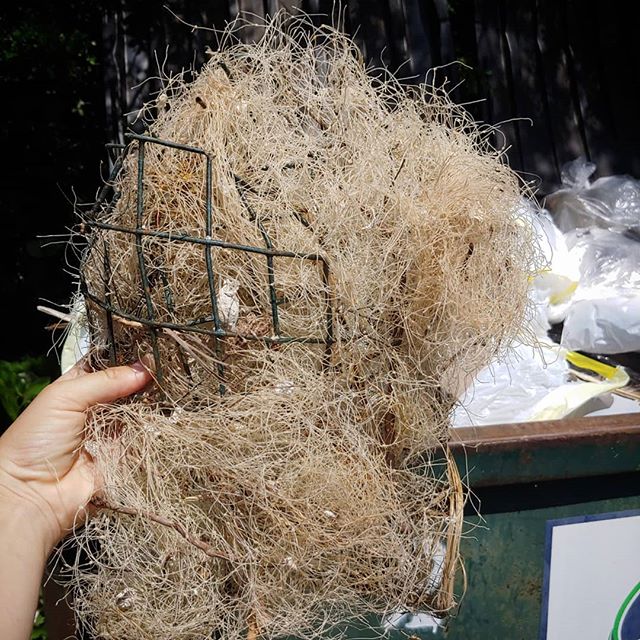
[451,338,567,426]
[562,295,640,354]
[560,228,640,353]
[451,337,629,427]
[546,157,640,233]
[526,204,579,323]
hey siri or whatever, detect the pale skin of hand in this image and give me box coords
[0,361,152,640]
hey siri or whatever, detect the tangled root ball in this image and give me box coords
[65,14,537,640]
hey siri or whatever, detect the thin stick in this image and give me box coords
[112,316,226,371]
[37,305,72,323]
[112,315,145,329]
[247,613,259,640]
[162,327,228,374]
[569,369,640,401]
[91,497,231,561]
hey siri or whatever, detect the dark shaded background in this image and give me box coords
[1,0,637,366]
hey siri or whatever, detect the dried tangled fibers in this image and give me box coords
[61,14,538,640]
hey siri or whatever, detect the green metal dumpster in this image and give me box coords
[440,413,640,639]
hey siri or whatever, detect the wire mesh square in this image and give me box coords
[80,133,334,391]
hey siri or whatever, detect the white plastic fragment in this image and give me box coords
[424,538,447,594]
[115,588,136,611]
[274,380,295,395]
[61,294,91,374]
[218,278,240,330]
[84,439,100,458]
[383,611,443,634]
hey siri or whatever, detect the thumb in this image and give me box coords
[47,361,153,412]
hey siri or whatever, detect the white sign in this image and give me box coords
[541,511,640,640]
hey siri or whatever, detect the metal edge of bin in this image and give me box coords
[450,413,640,488]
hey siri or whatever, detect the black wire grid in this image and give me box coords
[81,133,334,393]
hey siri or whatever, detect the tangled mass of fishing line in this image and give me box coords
[60,15,538,640]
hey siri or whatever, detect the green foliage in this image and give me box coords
[0,357,50,423]
[31,608,47,640]
[0,6,100,81]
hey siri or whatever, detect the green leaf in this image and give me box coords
[0,358,51,421]
[23,378,50,404]
[31,608,47,639]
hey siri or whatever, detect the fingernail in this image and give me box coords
[130,360,147,374]
[131,354,155,374]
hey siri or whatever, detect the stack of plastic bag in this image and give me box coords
[451,298,628,427]
[545,158,640,354]
[561,228,640,353]
[452,197,630,428]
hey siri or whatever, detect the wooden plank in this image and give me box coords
[344,0,391,70]
[426,0,460,91]
[385,0,411,77]
[565,2,639,179]
[562,1,610,175]
[237,0,267,42]
[267,0,301,15]
[597,4,640,178]
[398,0,433,77]
[433,0,455,65]
[187,3,235,61]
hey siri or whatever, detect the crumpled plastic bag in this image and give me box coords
[452,249,630,428]
[564,227,640,290]
[560,227,640,353]
[546,157,640,234]
[451,337,569,426]
[562,296,640,354]
[451,333,629,427]
[525,202,579,323]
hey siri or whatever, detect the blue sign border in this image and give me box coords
[539,509,640,640]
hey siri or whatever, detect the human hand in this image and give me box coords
[0,361,152,553]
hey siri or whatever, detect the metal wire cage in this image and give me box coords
[80,133,334,392]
